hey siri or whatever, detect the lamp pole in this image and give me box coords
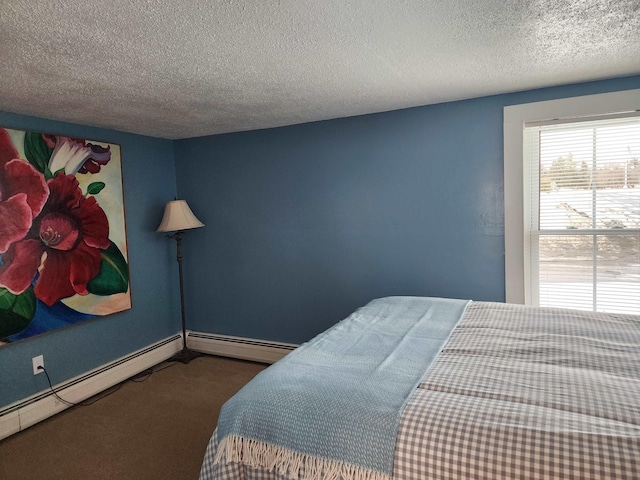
[174,230,187,351]
[167,230,200,363]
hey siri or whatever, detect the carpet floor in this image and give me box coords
[0,354,267,480]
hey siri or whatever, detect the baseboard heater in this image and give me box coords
[188,332,298,364]
[0,334,182,441]
[0,332,298,441]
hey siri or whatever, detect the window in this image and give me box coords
[525,116,640,313]
[504,89,640,314]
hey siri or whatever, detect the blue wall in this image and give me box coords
[175,75,640,344]
[0,112,179,407]
[2,74,639,407]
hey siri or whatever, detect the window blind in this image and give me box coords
[524,115,640,314]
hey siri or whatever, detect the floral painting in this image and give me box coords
[0,127,130,345]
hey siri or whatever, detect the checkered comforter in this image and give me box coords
[201,301,640,480]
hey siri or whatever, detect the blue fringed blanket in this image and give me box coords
[213,296,470,480]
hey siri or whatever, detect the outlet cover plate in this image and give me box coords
[32,355,44,375]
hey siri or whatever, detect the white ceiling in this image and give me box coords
[1,0,639,140]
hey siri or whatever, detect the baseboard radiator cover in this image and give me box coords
[188,332,298,364]
[0,334,182,441]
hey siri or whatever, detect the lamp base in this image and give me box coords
[167,348,204,364]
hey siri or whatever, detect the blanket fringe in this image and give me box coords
[214,435,391,480]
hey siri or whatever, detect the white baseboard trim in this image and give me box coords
[188,332,298,364]
[0,334,182,441]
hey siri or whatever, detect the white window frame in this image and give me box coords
[503,88,640,304]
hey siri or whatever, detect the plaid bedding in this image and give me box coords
[200,301,640,480]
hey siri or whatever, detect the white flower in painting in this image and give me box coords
[43,135,111,175]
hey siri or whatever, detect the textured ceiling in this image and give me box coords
[1,0,639,139]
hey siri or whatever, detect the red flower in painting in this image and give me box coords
[0,173,110,306]
[0,129,49,253]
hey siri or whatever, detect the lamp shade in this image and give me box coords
[156,200,204,232]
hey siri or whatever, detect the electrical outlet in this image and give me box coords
[32,355,44,375]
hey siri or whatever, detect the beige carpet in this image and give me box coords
[0,355,267,480]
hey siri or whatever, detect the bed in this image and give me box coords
[200,296,640,480]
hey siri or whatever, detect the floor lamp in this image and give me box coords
[157,199,204,364]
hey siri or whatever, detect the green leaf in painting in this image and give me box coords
[0,286,36,338]
[87,182,106,195]
[24,132,53,178]
[87,242,130,296]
